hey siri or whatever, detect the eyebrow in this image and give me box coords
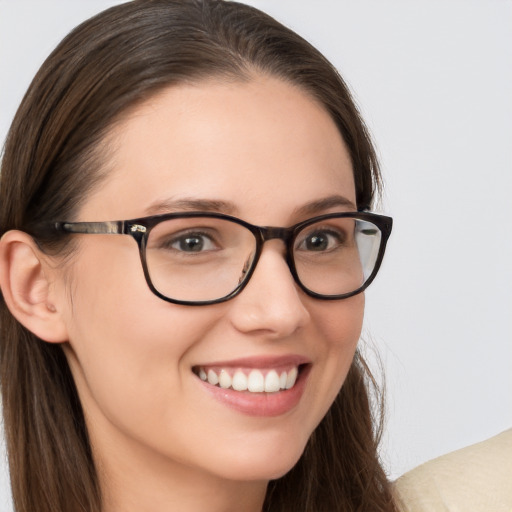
[145,198,239,216]
[293,195,357,217]
[144,194,356,218]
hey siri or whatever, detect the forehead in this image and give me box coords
[81,76,355,223]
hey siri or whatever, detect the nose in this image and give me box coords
[228,241,311,338]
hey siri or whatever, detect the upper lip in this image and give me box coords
[193,354,311,369]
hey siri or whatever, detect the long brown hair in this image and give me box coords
[0,1,396,511]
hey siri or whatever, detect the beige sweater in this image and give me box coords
[394,429,512,512]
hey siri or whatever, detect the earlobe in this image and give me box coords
[0,230,68,343]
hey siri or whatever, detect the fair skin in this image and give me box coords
[0,75,364,512]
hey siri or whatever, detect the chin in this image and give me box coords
[221,459,302,483]
[212,435,308,483]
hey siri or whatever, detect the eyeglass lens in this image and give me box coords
[145,216,382,302]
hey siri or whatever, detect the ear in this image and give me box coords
[0,230,68,343]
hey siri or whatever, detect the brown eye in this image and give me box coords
[297,229,344,252]
[158,230,219,253]
[173,234,208,252]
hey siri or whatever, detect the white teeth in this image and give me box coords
[285,367,298,389]
[207,369,219,386]
[232,370,248,391]
[198,366,301,393]
[279,371,287,389]
[264,370,280,393]
[247,370,265,392]
[219,369,232,389]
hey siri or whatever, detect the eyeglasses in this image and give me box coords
[44,211,392,306]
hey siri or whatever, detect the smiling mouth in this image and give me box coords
[193,365,307,393]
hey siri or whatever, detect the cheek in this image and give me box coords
[313,293,364,404]
[316,293,364,353]
[60,241,217,425]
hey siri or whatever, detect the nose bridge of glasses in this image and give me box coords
[246,226,298,292]
[259,226,293,244]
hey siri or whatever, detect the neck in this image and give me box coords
[101,469,267,512]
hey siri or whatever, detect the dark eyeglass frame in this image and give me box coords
[43,211,392,306]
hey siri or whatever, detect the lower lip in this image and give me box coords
[198,365,311,417]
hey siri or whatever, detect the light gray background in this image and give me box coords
[1,1,511,509]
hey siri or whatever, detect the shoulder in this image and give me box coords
[394,428,512,512]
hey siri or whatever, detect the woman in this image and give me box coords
[0,1,395,511]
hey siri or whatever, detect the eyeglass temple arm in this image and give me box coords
[53,221,125,234]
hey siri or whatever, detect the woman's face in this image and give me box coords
[56,76,364,488]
